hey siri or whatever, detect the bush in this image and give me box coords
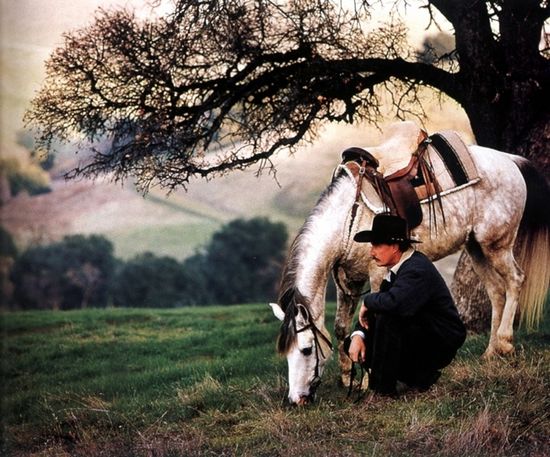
[112,252,189,308]
[0,157,51,196]
[11,235,115,310]
[8,217,289,309]
[0,226,18,258]
[0,227,18,307]
[198,217,288,304]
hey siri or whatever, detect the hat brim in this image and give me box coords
[353,230,421,244]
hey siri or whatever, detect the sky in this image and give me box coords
[0,0,170,151]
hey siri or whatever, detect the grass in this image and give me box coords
[1,304,549,456]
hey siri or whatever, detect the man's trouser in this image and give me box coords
[346,310,458,394]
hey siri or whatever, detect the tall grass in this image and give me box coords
[1,304,549,456]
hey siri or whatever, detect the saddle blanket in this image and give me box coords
[414,130,480,201]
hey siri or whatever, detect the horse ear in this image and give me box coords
[269,302,286,321]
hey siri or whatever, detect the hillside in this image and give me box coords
[1,115,471,268]
[1,124,354,259]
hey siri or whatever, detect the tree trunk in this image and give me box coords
[451,251,491,332]
[444,0,549,331]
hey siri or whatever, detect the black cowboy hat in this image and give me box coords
[354,214,421,244]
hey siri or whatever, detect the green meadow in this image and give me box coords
[2,304,549,456]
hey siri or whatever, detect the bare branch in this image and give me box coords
[25,0,550,190]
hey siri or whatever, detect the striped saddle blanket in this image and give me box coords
[414,130,480,201]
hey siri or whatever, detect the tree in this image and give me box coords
[0,227,18,308]
[201,217,288,304]
[11,235,115,310]
[25,1,549,326]
[0,226,17,259]
[0,157,51,197]
[25,0,549,191]
[112,252,190,307]
[112,218,288,307]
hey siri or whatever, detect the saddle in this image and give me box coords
[340,123,479,231]
[341,123,435,229]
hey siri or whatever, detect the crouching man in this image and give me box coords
[346,214,466,396]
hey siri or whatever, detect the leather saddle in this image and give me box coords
[341,127,439,229]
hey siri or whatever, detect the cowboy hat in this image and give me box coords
[354,214,421,244]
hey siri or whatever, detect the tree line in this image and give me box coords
[1,217,289,310]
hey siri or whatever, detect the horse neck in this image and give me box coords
[280,177,356,321]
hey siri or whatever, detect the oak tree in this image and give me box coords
[26,0,550,327]
[27,1,548,191]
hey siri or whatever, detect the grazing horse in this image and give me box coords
[270,122,550,405]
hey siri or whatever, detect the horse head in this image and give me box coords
[269,297,333,405]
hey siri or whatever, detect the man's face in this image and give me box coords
[370,243,401,268]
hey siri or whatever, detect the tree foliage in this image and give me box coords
[201,217,288,304]
[112,217,287,307]
[0,227,18,259]
[11,235,115,310]
[112,252,190,308]
[26,0,549,191]
[9,218,288,309]
[0,157,51,197]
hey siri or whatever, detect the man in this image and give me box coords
[346,214,466,396]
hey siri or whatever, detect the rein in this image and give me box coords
[347,361,367,402]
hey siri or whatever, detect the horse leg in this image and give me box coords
[467,255,507,358]
[469,233,525,356]
[334,288,360,386]
[483,249,525,355]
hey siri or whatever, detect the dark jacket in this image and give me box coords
[363,251,466,350]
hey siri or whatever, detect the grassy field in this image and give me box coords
[1,304,549,457]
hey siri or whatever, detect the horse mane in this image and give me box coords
[276,178,342,355]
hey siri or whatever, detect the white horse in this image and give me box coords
[270,122,550,405]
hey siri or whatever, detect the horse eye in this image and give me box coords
[300,347,313,356]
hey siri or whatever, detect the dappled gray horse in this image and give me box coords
[270,121,550,405]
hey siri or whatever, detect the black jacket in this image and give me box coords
[363,251,466,350]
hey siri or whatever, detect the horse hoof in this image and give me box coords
[498,342,514,355]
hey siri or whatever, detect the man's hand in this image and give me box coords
[358,303,369,329]
[348,334,367,363]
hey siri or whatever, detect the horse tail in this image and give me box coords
[513,157,550,329]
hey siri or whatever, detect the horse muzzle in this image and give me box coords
[293,392,316,406]
[290,378,320,406]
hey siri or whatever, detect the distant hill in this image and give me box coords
[1,123,373,259]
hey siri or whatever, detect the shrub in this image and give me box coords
[11,234,115,309]
[198,217,288,304]
[112,252,189,308]
[0,157,51,196]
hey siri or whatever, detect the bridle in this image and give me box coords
[347,361,367,402]
[294,305,333,395]
[294,305,366,403]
